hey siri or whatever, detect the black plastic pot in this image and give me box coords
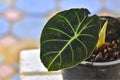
[62,60,120,80]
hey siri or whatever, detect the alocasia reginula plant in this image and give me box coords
[40,8,101,71]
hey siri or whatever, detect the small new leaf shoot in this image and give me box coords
[96,20,108,49]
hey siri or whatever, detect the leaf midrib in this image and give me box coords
[48,34,78,70]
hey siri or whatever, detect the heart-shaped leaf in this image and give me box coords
[40,8,100,71]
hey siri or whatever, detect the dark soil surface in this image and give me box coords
[87,16,120,62]
[87,34,120,62]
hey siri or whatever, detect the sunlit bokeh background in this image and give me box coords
[0,0,120,80]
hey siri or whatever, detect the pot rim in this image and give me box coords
[81,60,120,67]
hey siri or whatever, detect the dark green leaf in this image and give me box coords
[40,8,100,71]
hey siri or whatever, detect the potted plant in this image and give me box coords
[40,8,120,80]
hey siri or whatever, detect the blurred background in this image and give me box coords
[0,0,120,80]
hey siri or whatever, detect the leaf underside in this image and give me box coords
[40,8,100,71]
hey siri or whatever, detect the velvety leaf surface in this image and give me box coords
[40,8,100,71]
